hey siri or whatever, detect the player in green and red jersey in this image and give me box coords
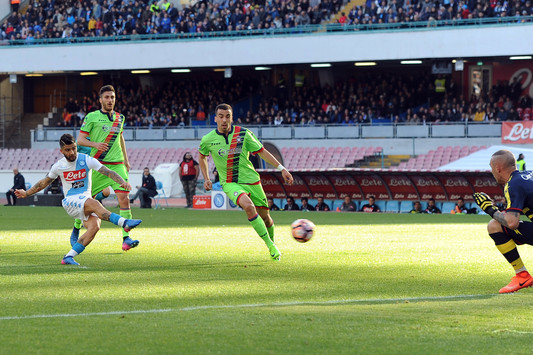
[199,103,294,260]
[77,85,139,251]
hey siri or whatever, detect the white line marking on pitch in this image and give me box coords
[493,329,533,334]
[0,294,495,321]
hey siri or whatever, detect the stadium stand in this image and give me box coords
[280,146,383,170]
[394,145,487,170]
[1,0,531,42]
[343,0,532,26]
[0,146,383,171]
[42,69,531,135]
[0,0,338,41]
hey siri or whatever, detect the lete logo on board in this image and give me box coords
[502,122,533,144]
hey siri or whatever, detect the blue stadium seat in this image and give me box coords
[441,202,457,214]
[153,181,168,209]
[385,200,400,213]
[332,199,344,211]
[399,201,413,213]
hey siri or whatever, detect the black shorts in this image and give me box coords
[503,221,533,245]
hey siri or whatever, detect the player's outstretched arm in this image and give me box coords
[98,166,131,191]
[198,154,212,191]
[258,149,294,185]
[14,175,54,198]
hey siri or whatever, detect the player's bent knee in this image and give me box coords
[260,214,273,227]
[487,219,503,234]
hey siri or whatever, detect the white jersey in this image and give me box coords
[48,153,103,198]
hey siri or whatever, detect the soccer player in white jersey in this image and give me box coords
[15,134,142,265]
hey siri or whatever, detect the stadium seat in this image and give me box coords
[385,200,400,213]
[153,181,169,209]
[332,199,345,211]
[441,202,457,214]
[399,201,414,213]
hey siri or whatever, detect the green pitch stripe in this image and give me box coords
[0,294,496,321]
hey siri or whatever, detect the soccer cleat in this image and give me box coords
[269,244,281,261]
[61,256,80,265]
[499,271,533,293]
[122,236,140,251]
[70,227,80,247]
[123,219,142,233]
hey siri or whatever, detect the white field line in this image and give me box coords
[0,294,496,321]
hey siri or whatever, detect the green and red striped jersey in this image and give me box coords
[199,126,263,184]
[80,110,125,163]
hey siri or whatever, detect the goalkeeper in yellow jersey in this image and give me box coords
[474,149,533,293]
[199,103,294,260]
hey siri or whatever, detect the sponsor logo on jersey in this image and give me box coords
[63,169,87,182]
[102,125,121,133]
[218,147,242,157]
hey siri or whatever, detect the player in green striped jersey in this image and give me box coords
[77,85,139,251]
[199,103,294,260]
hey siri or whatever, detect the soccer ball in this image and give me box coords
[291,219,315,243]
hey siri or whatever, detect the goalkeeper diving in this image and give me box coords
[474,149,533,293]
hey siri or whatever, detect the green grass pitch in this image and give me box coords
[1,206,533,354]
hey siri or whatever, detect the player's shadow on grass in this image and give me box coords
[0,259,268,276]
[328,293,499,306]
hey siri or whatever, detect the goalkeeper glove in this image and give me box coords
[473,192,498,217]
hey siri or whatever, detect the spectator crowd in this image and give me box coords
[57,69,532,129]
[339,0,532,26]
[0,0,341,42]
[1,0,531,43]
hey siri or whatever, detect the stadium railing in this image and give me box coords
[33,122,502,142]
[2,16,531,46]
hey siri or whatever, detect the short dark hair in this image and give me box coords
[215,103,232,114]
[369,195,376,199]
[301,197,308,202]
[60,133,75,147]
[99,85,115,96]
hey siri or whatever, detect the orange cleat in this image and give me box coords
[499,271,533,293]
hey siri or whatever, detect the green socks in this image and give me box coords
[120,209,132,237]
[267,225,275,243]
[249,214,273,247]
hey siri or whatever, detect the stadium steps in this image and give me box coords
[326,0,366,24]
